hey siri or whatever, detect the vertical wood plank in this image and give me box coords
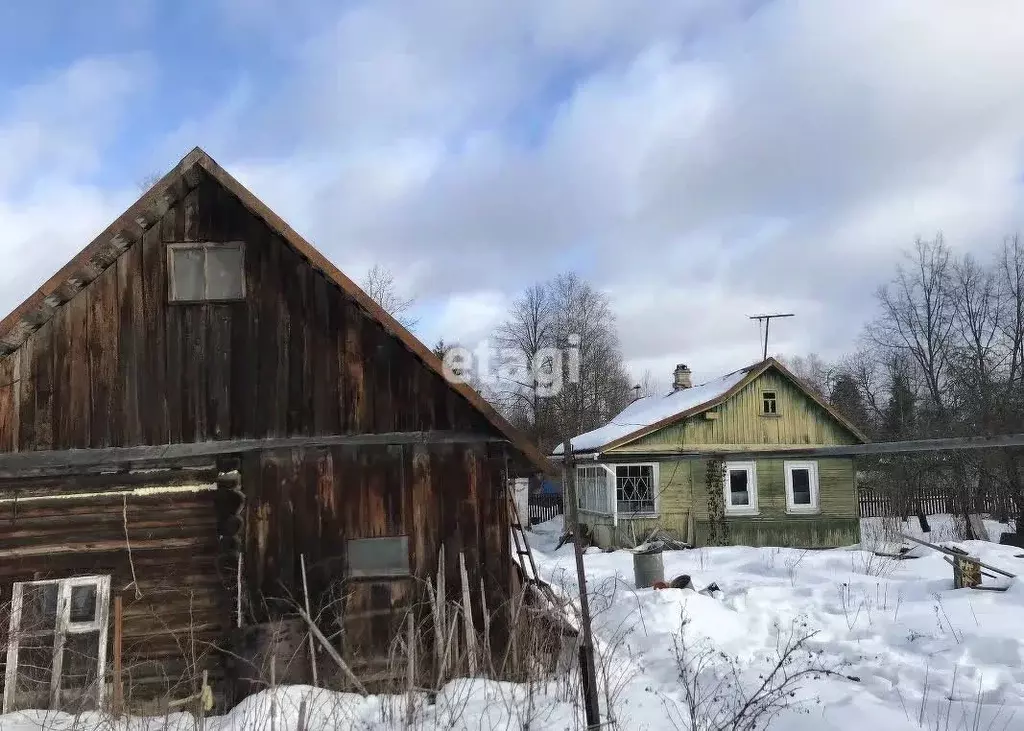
[311,276,337,435]
[118,242,144,445]
[140,220,169,445]
[66,287,91,447]
[285,250,310,436]
[31,321,54,450]
[88,265,119,448]
[17,330,36,450]
[256,231,282,437]
[162,203,183,443]
[0,356,16,452]
[344,302,365,432]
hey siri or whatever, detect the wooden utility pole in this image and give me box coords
[749,313,794,361]
[562,437,601,728]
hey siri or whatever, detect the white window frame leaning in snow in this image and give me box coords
[722,461,758,516]
[3,575,111,713]
[614,463,659,518]
[784,461,820,514]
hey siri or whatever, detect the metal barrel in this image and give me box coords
[633,548,665,589]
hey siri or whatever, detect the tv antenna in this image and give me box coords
[749,313,794,361]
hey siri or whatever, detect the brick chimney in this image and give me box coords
[673,363,692,391]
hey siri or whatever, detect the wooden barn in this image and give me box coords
[0,148,553,714]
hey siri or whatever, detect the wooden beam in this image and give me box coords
[556,433,1024,462]
[0,431,508,478]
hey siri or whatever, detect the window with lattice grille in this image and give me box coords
[615,463,658,516]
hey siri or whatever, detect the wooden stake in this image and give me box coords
[112,594,123,717]
[296,697,309,731]
[406,613,416,726]
[479,576,491,671]
[562,437,601,729]
[296,606,368,696]
[236,552,243,628]
[459,551,477,673]
[299,554,319,686]
[270,656,277,731]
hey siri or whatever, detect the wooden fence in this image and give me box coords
[528,493,563,525]
[858,487,1005,518]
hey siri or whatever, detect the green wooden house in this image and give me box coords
[553,358,869,548]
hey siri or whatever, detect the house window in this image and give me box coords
[3,576,110,713]
[346,536,410,578]
[762,391,777,415]
[168,242,245,302]
[785,461,819,513]
[577,465,611,514]
[615,464,658,516]
[723,461,758,515]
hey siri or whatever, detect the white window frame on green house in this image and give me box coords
[576,462,660,524]
[784,460,820,514]
[723,461,758,516]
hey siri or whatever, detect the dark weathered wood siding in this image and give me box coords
[0,468,234,703]
[0,169,496,452]
[241,441,512,670]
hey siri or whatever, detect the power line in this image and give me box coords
[749,313,794,361]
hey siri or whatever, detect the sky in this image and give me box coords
[1,0,1024,388]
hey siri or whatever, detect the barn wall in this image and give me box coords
[241,440,513,671]
[0,469,235,707]
[0,170,496,452]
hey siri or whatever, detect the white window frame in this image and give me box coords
[784,460,820,514]
[4,575,111,713]
[167,241,246,302]
[576,464,615,517]
[613,463,660,518]
[723,461,758,516]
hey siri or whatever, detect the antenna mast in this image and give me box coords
[749,313,794,361]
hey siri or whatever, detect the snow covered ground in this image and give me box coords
[3,515,1023,730]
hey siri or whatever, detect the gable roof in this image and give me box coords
[0,147,555,476]
[554,357,869,455]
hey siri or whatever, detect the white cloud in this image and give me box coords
[9,0,1024,394]
[0,55,150,314]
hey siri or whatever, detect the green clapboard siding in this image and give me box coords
[578,456,858,549]
[694,517,860,548]
[617,369,860,453]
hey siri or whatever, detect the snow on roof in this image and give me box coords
[553,365,754,454]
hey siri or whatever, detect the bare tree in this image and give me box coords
[491,272,632,454]
[361,264,419,330]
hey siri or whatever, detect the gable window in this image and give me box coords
[577,465,611,514]
[761,391,778,415]
[168,242,245,302]
[785,461,819,513]
[615,463,658,516]
[346,536,410,578]
[723,461,758,515]
[4,576,110,713]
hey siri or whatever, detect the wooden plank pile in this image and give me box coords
[900,533,1016,592]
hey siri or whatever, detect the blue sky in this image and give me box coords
[1,0,1023,386]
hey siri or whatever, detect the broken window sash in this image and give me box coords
[3,575,111,713]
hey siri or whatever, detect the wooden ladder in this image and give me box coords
[508,495,574,618]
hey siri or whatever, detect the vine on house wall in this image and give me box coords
[705,458,728,546]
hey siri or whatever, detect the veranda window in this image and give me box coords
[576,465,612,514]
[3,576,111,713]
